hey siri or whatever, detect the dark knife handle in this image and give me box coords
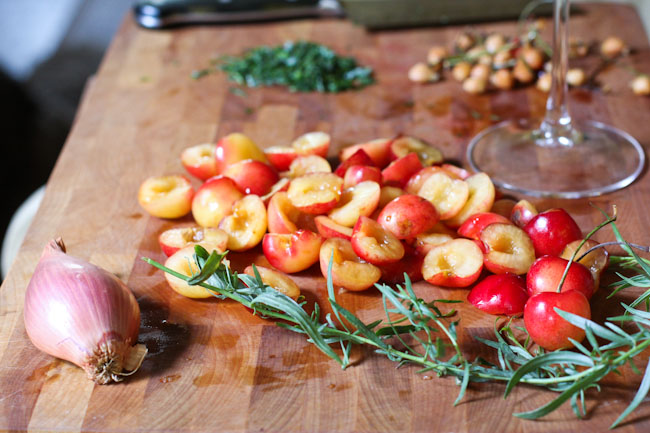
[134,0,340,29]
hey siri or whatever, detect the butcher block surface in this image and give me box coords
[2,3,650,432]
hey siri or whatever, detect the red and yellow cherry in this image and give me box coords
[339,138,392,168]
[510,199,538,228]
[377,194,439,239]
[222,159,279,196]
[334,148,374,177]
[560,239,609,292]
[457,212,511,241]
[262,229,323,273]
[467,274,529,316]
[180,143,218,180]
[215,133,268,173]
[526,256,594,300]
[422,239,483,288]
[523,208,582,257]
[381,153,423,188]
[351,216,405,265]
[524,290,591,351]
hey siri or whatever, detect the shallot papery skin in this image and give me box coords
[24,239,147,384]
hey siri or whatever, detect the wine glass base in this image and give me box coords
[467,119,645,198]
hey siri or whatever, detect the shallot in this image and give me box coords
[24,238,147,384]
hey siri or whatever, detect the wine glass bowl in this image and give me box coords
[467,0,645,198]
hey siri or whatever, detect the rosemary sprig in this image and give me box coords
[143,212,650,428]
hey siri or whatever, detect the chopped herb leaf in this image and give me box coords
[191,68,213,80]
[202,41,374,93]
[229,87,248,98]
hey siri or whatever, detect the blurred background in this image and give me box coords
[0,0,649,278]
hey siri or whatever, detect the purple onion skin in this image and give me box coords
[24,239,142,384]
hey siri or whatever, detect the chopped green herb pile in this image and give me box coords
[193,41,375,93]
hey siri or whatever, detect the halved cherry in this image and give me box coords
[457,212,512,240]
[315,215,353,240]
[180,143,218,180]
[422,239,484,288]
[292,131,330,157]
[319,237,381,291]
[414,232,455,255]
[289,155,332,178]
[511,199,538,228]
[244,265,300,300]
[351,216,405,265]
[445,172,495,228]
[287,173,343,214]
[264,146,298,171]
[382,153,423,188]
[560,239,609,292]
[267,191,300,234]
[417,172,469,220]
[139,175,194,219]
[219,195,267,252]
[339,138,393,168]
[480,223,535,275]
[378,186,405,208]
[328,181,380,227]
[334,148,374,177]
[158,226,228,257]
[263,229,323,273]
[390,136,443,166]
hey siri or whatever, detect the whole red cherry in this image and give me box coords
[527,256,594,300]
[523,208,582,257]
[468,274,529,316]
[524,290,591,351]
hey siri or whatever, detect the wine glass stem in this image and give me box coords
[539,0,574,145]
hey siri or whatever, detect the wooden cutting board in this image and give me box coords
[2,3,650,432]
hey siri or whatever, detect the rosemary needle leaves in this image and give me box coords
[192,41,375,93]
[144,211,650,428]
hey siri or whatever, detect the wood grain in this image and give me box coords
[2,4,650,432]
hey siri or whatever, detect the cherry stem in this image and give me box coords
[577,241,650,262]
[555,205,617,293]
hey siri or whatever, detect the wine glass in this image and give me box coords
[466,0,645,198]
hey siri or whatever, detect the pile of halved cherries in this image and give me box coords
[138,133,607,352]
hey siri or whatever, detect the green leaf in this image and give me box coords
[610,360,650,428]
[330,298,390,350]
[187,250,226,285]
[251,292,343,365]
[326,252,351,333]
[555,309,629,345]
[622,304,650,319]
[454,362,471,406]
[515,367,610,419]
[505,352,594,397]
[629,289,650,309]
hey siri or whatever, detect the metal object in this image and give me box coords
[134,0,344,29]
[133,0,546,29]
